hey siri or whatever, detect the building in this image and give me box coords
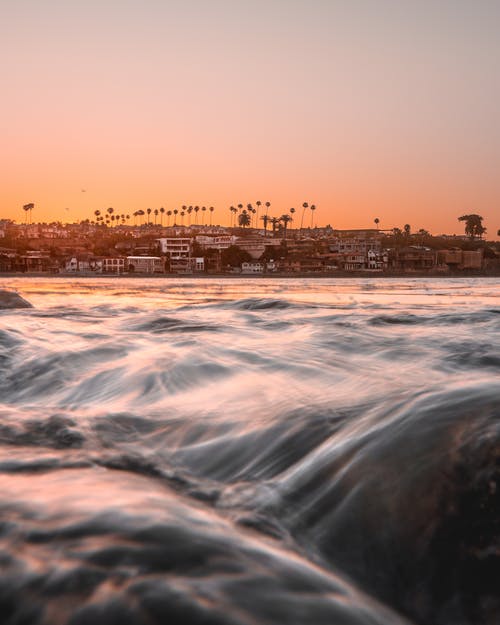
[328,237,381,255]
[234,236,266,259]
[367,249,389,270]
[19,251,56,272]
[390,247,436,271]
[241,261,264,273]
[126,256,164,273]
[190,257,205,272]
[339,254,366,271]
[438,248,483,270]
[102,257,126,274]
[195,235,236,250]
[157,238,191,259]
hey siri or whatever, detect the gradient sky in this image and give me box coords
[1,0,499,234]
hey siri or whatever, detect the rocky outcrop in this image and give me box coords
[0,290,32,309]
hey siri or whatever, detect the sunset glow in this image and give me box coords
[1,1,499,234]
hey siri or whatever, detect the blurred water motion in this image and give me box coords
[0,277,498,625]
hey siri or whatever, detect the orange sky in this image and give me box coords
[1,1,499,235]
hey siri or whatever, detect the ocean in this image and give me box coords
[0,276,498,625]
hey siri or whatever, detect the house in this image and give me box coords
[438,248,483,270]
[340,254,366,271]
[190,257,205,272]
[195,235,236,250]
[102,257,126,274]
[156,238,191,259]
[390,247,436,271]
[241,261,264,273]
[20,251,55,272]
[126,256,164,273]
[367,249,389,270]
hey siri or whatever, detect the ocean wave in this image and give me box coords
[0,277,498,624]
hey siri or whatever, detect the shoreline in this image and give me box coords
[1,271,499,280]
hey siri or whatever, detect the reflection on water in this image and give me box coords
[0,277,499,625]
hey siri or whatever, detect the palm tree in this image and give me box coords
[281,214,293,239]
[300,202,309,230]
[94,210,101,221]
[194,206,200,224]
[261,214,269,236]
[310,204,316,228]
[146,208,152,225]
[255,200,261,228]
[246,204,253,226]
[167,210,172,226]
[238,210,251,228]
[173,209,179,225]
[265,201,271,215]
[209,206,214,225]
[160,207,165,225]
[289,208,296,237]
[270,216,280,234]
[202,206,207,225]
[137,209,145,224]
[404,223,411,238]
[181,210,185,225]
[187,206,193,225]
[374,217,380,230]
[154,209,159,225]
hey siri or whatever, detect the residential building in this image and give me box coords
[195,235,236,250]
[157,238,191,258]
[126,256,164,273]
[102,257,126,274]
[390,247,436,271]
[241,261,264,273]
[438,248,483,270]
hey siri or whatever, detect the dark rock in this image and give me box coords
[0,290,32,309]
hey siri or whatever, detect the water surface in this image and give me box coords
[0,277,498,625]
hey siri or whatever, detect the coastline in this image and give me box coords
[1,270,499,280]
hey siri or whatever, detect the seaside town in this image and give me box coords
[0,205,499,276]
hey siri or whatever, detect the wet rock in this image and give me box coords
[0,290,32,309]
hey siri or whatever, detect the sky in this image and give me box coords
[1,0,499,234]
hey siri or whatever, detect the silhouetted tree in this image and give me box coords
[238,210,251,227]
[261,214,269,236]
[310,204,316,228]
[281,214,293,239]
[300,202,308,230]
[221,245,252,267]
[458,214,486,240]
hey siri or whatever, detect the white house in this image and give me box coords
[127,256,164,273]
